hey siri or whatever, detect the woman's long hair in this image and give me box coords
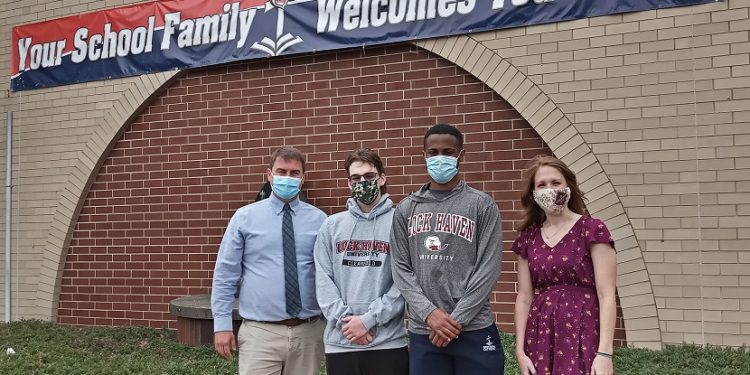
[517,155,588,231]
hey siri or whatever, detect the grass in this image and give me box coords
[1,320,748,374]
[0,320,234,375]
[613,344,750,375]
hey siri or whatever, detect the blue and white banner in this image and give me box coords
[11,0,718,91]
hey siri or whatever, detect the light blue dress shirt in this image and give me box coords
[211,194,328,332]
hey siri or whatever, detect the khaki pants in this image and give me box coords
[237,318,325,375]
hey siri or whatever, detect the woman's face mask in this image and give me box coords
[533,187,571,216]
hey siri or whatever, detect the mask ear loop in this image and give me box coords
[455,150,464,169]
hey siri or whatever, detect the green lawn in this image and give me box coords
[1,320,748,374]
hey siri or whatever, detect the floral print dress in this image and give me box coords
[512,216,614,375]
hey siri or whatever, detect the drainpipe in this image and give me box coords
[5,111,11,322]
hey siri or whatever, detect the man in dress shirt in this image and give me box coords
[212,146,328,375]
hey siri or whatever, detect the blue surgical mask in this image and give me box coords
[272,175,302,200]
[426,155,459,184]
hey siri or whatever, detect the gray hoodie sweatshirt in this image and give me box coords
[390,180,502,334]
[314,194,407,353]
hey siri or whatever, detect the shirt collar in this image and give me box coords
[269,193,301,215]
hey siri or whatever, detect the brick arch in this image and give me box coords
[57,44,541,329]
[415,36,661,347]
[36,71,181,321]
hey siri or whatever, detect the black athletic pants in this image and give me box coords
[325,347,409,375]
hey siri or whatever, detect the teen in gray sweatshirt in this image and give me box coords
[391,124,504,375]
[314,149,408,375]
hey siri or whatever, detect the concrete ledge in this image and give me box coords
[169,294,241,320]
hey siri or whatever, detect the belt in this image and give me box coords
[251,315,321,327]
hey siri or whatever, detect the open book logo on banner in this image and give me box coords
[252,0,302,57]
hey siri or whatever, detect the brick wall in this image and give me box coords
[57,44,626,343]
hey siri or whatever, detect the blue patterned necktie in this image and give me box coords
[282,203,302,317]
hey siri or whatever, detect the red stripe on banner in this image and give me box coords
[11,0,269,75]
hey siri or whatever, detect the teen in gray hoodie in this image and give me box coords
[391,124,504,375]
[314,149,408,375]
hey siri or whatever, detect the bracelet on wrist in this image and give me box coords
[596,351,614,359]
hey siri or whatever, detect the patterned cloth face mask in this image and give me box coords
[533,187,571,216]
[351,180,380,205]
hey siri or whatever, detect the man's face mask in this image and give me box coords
[351,179,380,205]
[271,175,302,200]
[426,155,459,184]
[533,187,571,216]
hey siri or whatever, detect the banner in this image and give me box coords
[11,0,717,91]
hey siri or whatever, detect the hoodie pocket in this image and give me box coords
[327,302,374,347]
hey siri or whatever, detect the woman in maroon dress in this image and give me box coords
[512,155,617,375]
